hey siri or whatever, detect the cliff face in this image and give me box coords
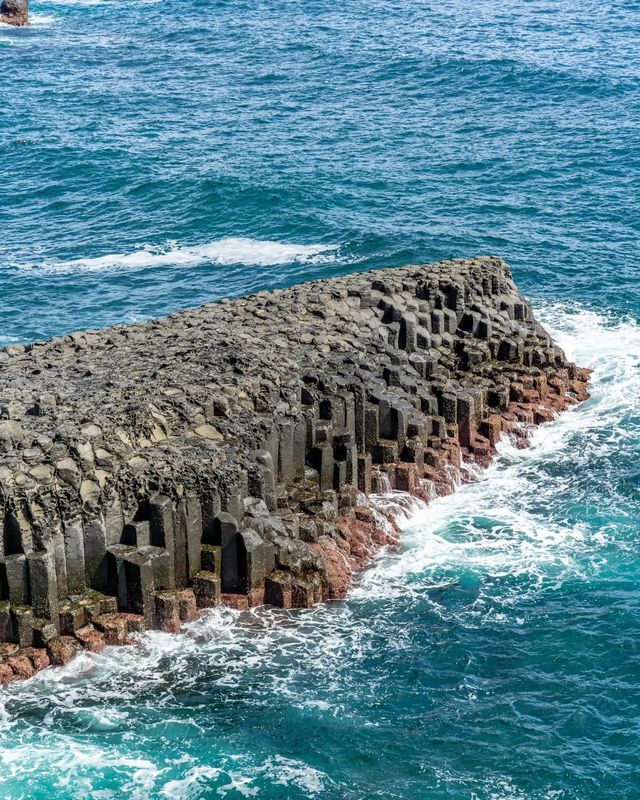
[0,258,589,680]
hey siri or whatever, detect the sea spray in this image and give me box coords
[0,304,637,797]
[31,239,340,274]
[1,0,639,794]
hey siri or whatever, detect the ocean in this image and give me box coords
[1,1,639,797]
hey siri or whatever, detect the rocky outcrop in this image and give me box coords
[0,258,589,682]
[0,0,28,26]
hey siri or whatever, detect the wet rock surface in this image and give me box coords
[0,0,28,26]
[0,258,589,682]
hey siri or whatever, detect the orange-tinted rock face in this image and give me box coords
[0,258,589,682]
[0,0,28,25]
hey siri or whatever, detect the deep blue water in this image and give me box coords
[1,1,640,798]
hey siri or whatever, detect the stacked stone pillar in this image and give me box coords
[0,258,589,678]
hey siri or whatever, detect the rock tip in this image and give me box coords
[0,0,29,26]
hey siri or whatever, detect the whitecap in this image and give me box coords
[34,237,339,273]
[160,766,222,799]
[353,302,640,605]
[257,755,330,794]
[27,12,57,24]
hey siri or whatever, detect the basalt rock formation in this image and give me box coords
[0,0,28,26]
[0,258,589,682]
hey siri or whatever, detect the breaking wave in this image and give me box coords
[31,238,339,274]
[0,302,637,799]
[355,302,640,605]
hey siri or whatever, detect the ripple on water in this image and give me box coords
[0,306,638,798]
[2,0,640,794]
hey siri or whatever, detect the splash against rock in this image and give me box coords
[0,258,589,682]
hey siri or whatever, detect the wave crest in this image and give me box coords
[35,238,339,273]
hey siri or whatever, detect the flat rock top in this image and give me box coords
[0,257,553,495]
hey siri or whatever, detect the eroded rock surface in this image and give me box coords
[0,0,28,26]
[0,258,589,681]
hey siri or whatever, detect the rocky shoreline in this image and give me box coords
[0,0,28,26]
[0,258,589,684]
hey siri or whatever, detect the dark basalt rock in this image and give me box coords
[0,0,28,26]
[0,258,590,680]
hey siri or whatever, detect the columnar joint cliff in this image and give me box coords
[0,258,589,680]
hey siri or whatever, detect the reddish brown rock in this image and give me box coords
[22,647,50,672]
[248,587,265,608]
[176,589,198,622]
[292,581,315,608]
[6,655,34,680]
[47,635,82,666]
[194,573,221,609]
[94,614,128,645]
[310,538,351,601]
[75,625,106,653]
[120,613,146,634]
[220,593,249,610]
[0,663,17,685]
[154,593,181,633]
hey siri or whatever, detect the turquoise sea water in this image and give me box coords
[1,1,640,798]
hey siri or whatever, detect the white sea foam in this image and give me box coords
[537,302,640,442]
[35,238,339,274]
[0,303,636,796]
[0,605,338,797]
[29,12,57,23]
[353,302,640,604]
[257,756,329,795]
[0,12,56,25]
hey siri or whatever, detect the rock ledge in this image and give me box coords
[0,257,589,682]
[0,0,28,26]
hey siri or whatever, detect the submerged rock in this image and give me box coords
[0,257,590,681]
[0,0,28,26]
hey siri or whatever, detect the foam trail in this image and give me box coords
[35,238,339,274]
[0,303,636,797]
[16,13,57,24]
[0,606,338,797]
[354,302,640,603]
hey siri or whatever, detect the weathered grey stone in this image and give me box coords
[63,516,86,595]
[309,443,334,492]
[0,257,588,650]
[122,521,151,547]
[192,571,220,608]
[183,495,203,581]
[12,605,33,647]
[357,453,372,494]
[107,545,167,628]
[201,544,221,576]
[217,512,240,593]
[1,554,28,606]
[27,550,59,623]
[154,591,181,632]
[83,517,108,590]
[0,601,14,642]
[238,528,275,592]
